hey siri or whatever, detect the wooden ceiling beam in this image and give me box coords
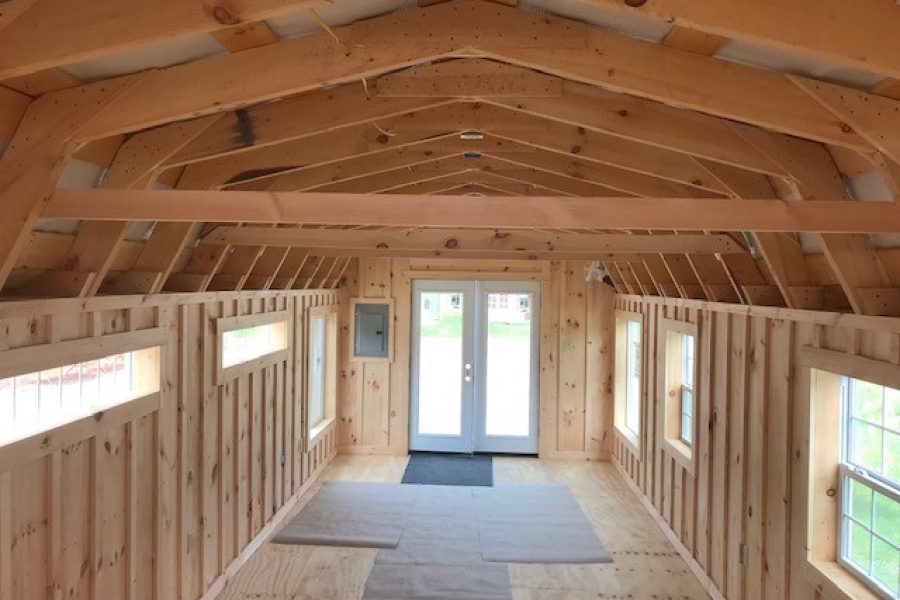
[698,159,830,310]
[0,0,324,80]
[42,189,900,233]
[200,227,747,255]
[0,74,142,294]
[580,0,900,81]
[30,0,871,152]
[11,114,225,298]
[791,75,900,166]
[728,122,892,315]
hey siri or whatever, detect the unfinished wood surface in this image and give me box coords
[42,189,900,233]
[337,258,613,459]
[218,454,709,599]
[0,289,340,600]
[612,294,900,600]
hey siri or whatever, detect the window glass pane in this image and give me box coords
[308,316,326,430]
[852,379,884,424]
[847,518,873,571]
[221,321,288,369]
[873,489,900,547]
[887,431,900,485]
[887,386,900,432]
[851,419,884,473]
[1,348,157,447]
[0,379,13,441]
[850,478,874,526]
[871,537,899,596]
[625,320,641,435]
[682,334,694,388]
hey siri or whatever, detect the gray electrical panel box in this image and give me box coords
[353,302,390,358]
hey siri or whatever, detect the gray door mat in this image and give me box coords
[401,452,494,486]
[272,481,418,548]
[362,564,513,600]
[475,484,613,564]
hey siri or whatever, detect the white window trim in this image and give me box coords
[614,310,643,453]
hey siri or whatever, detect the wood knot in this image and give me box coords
[624,0,647,6]
[617,109,628,117]
[570,145,582,154]
[826,487,836,498]
[376,243,389,249]
[376,133,390,144]
[840,123,853,133]
[211,5,239,25]
[444,238,459,249]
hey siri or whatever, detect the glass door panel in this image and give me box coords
[484,292,533,437]
[409,281,475,453]
[416,291,464,436]
[475,281,540,454]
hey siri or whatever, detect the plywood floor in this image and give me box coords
[218,455,709,599]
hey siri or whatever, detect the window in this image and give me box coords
[306,305,338,443]
[308,314,326,430]
[614,312,642,450]
[662,319,698,472]
[221,320,288,369]
[0,344,161,447]
[680,334,695,445]
[839,377,899,599]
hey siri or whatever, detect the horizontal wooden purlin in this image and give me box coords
[43,189,900,233]
[200,227,748,255]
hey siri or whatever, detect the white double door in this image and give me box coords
[410,280,540,454]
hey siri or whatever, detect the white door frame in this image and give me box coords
[409,279,540,454]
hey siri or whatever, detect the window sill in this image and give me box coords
[663,437,694,474]
[614,425,641,455]
[308,416,335,449]
[807,560,883,600]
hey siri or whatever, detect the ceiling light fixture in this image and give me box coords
[460,131,484,140]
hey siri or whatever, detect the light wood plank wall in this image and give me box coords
[612,294,900,600]
[338,257,614,459]
[0,290,340,600]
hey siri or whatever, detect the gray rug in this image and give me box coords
[273,481,417,548]
[276,480,609,599]
[401,452,494,486]
[363,564,513,600]
[475,484,613,563]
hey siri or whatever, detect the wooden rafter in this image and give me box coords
[580,0,900,81]
[0,0,322,80]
